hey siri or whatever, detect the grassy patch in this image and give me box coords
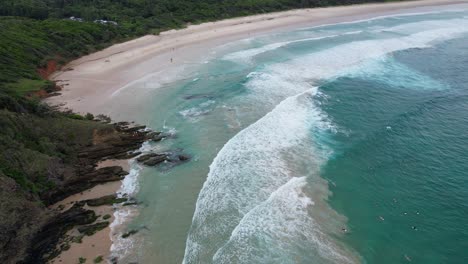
[5,79,51,96]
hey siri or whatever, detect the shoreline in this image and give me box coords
[48,160,129,264]
[43,0,468,263]
[45,0,468,116]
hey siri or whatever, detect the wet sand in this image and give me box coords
[48,160,129,264]
[44,0,468,263]
[46,0,468,117]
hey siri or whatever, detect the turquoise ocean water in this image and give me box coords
[109,7,468,264]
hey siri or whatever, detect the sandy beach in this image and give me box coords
[43,0,468,263]
[48,160,130,264]
[46,0,468,117]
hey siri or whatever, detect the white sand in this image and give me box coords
[43,1,468,262]
[46,0,468,116]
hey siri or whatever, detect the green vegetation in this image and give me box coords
[0,0,405,262]
[72,235,84,244]
[0,108,107,195]
[102,214,111,220]
[0,0,399,28]
[122,229,139,238]
[6,79,54,96]
[93,255,104,263]
[78,256,87,264]
[0,0,403,98]
[77,221,110,236]
[0,0,404,194]
[0,16,127,92]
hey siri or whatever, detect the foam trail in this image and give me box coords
[184,16,468,264]
[294,9,467,31]
[213,177,356,264]
[245,17,468,105]
[340,57,449,90]
[183,87,351,263]
[222,31,362,62]
[109,153,143,262]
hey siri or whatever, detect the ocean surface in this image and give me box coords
[108,7,468,264]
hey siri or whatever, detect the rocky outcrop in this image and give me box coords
[0,122,150,263]
[43,166,129,205]
[41,122,151,205]
[1,119,192,263]
[137,153,167,165]
[77,221,110,236]
[136,150,190,167]
[0,175,48,264]
[25,204,97,263]
[83,194,127,207]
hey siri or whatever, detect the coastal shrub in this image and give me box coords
[93,256,103,263]
[85,113,94,120]
[68,113,85,120]
[0,0,405,99]
[0,108,105,195]
[102,214,111,220]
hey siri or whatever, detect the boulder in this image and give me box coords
[143,155,168,166]
[27,204,97,262]
[84,194,127,207]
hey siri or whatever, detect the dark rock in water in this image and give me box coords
[111,256,118,264]
[113,151,141,159]
[121,229,139,238]
[122,201,140,206]
[84,194,127,207]
[136,150,190,169]
[117,125,146,133]
[77,221,109,236]
[114,121,130,128]
[178,154,190,161]
[136,153,163,162]
[26,204,97,263]
[143,155,168,166]
[151,133,167,142]
[145,131,161,139]
[149,131,176,142]
[183,93,215,100]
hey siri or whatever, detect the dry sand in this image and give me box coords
[44,0,468,263]
[48,160,129,264]
[46,0,468,117]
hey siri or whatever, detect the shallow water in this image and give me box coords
[109,7,468,264]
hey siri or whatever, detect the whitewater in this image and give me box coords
[105,6,468,264]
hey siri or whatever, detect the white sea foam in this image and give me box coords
[245,17,468,104]
[179,100,216,122]
[183,88,349,263]
[109,154,143,262]
[378,18,468,35]
[184,15,468,264]
[294,9,466,31]
[222,31,362,62]
[339,57,449,90]
[212,177,356,264]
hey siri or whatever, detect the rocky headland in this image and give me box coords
[0,117,189,264]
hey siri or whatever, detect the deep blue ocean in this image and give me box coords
[109,7,468,263]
